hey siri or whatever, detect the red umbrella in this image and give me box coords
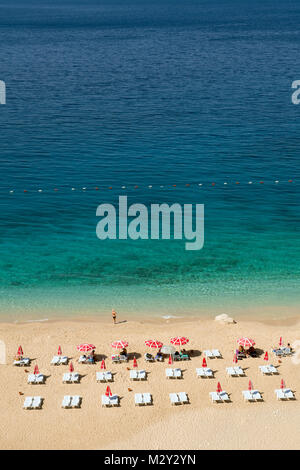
[69,362,74,372]
[170,336,189,346]
[202,357,207,368]
[248,380,253,391]
[58,346,62,356]
[279,337,283,347]
[168,354,173,365]
[77,343,96,353]
[264,352,269,361]
[133,356,138,368]
[237,338,255,349]
[217,382,222,393]
[145,340,163,349]
[280,379,285,389]
[101,359,106,370]
[233,354,238,364]
[34,365,39,375]
[105,385,112,397]
[17,346,23,356]
[111,340,128,349]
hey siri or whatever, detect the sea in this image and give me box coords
[0,0,299,321]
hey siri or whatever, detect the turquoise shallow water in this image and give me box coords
[0,0,299,320]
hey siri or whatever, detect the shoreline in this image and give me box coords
[1,304,299,327]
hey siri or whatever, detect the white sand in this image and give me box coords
[0,315,299,450]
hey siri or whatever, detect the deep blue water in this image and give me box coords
[0,0,299,320]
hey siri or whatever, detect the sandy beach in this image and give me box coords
[0,314,300,450]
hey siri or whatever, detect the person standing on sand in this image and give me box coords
[112,309,117,324]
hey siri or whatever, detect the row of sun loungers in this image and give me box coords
[23,387,296,410]
[24,365,284,386]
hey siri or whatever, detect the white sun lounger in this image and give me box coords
[71,395,81,408]
[138,370,146,380]
[210,391,230,403]
[166,368,174,379]
[196,367,214,378]
[96,371,113,382]
[135,393,144,406]
[178,392,188,404]
[174,368,182,379]
[28,374,45,384]
[212,349,222,358]
[130,370,138,380]
[204,350,214,359]
[14,358,30,367]
[23,397,34,409]
[62,395,72,408]
[143,393,152,404]
[275,388,295,400]
[169,393,180,405]
[242,390,262,402]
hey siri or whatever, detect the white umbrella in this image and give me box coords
[161,344,176,355]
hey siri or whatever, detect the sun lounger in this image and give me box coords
[71,395,81,408]
[268,365,279,374]
[23,397,34,409]
[212,349,222,358]
[144,353,154,362]
[96,371,113,382]
[62,395,72,408]
[173,353,181,361]
[14,358,30,367]
[242,390,262,402]
[112,355,121,363]
[196,367,214,378]
[179,353,189,361]
[155,354,163,362]
[110,395,119,406]
[138,370,146,380]
[178,392,189,404]
[174,368,182,379]
[210,391,230,403]
[51,356,60,366]
[143,393,152,405]
[130,370,138,380]
[119,355,128,362]
[169,393,180,405]
[135,393,144,406]
[203,350,214,359]
[275,388,295,400]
